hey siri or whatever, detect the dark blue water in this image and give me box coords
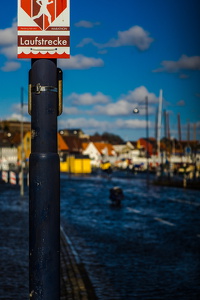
[60,173,200,300]
[0,185,29,299]
[0,174,200,299]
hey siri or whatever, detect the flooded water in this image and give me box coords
[0,173,200,299]
[0,185,29,299]
[60,173,200,300]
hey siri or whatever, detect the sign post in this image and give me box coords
[18,0,70,59]
[18,1,70,299]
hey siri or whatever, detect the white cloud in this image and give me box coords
[62,107,80,115]
[115,118,152,129]
[58,87,158,134]
[77,26,154,51]
[59,117,153,133]
[62,86,157,117]
[102,26,154,50]
[124,86,158,104]
[93,101,155,116]
[75,20,100,28]
[0,21,17,46]
[153,55,200,73]
[92,86,157,116]
[0,20,21,72]
[77,38,95,48]
[0,44,17,59]
[58,54,104,70]
[3,103,30,121]
[94,100,132,116]
[59,118,110,131]
[11,103,21,112]
[7,113,29,122]
[1,61,21,72]
[66,92,110,105]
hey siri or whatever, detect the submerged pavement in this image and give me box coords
[60,227,98,300]
[0,184,97,300]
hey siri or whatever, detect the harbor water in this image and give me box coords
[0,173,200,299]
[0,185,29,299]
[60,173,200,300]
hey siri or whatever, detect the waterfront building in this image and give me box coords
[64,154,91,174]
[82,142,115,168]
[0,131,18,170]
[59,128,89,139]
[0,120,30,134]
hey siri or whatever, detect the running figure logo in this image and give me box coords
[32,0,53,25]
[20,0,68,31]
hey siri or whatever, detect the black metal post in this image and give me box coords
[29,59,60,299]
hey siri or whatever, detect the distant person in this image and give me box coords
[32,0,53,25]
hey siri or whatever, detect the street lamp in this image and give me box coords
[133,108,139,114]
[133,96,149,186]
[145,96,149,186]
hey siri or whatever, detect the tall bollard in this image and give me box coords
[29,59,60,299]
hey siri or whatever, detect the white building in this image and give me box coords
[82,142,115,167]
[0,147,18,170]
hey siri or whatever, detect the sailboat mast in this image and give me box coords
[177,113,182,141]
[167,112,170,139]
[157,89,163,160]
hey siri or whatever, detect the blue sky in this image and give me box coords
[0,0,200,141]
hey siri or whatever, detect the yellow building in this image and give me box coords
[18,131,31,164]
[18,131,69,166]
[60,154,91,174]
[17,131,91,173]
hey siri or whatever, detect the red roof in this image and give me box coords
[57,133,68,151]
[93,142,115,156]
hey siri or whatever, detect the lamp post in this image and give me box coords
[145,96,149,186]
[157,89,163,164]
[133,95,149,186]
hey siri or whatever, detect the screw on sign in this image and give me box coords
[18,0,70,58]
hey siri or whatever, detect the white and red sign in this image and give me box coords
[10,171,17,185]
[18,0,70,59]
[2,171,8,183]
